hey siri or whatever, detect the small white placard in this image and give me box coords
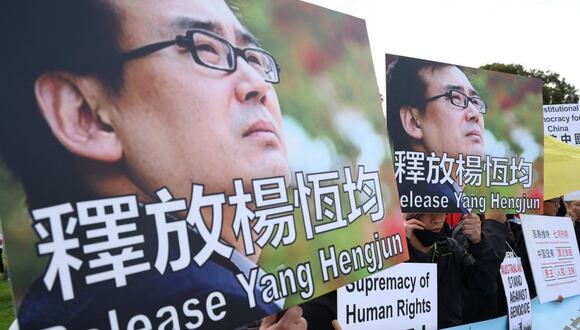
[500,257,532,330]
[337,263,437,330]
[520,214,580,303]
[543,103,580,146]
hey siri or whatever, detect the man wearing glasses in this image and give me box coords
[0,0,305,329]
[386,56,487,213]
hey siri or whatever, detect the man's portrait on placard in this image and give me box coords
[0,1,406,329]
[386,54,543,214]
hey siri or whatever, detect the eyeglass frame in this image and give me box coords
[118,29,281,84]
[424,89,487,114]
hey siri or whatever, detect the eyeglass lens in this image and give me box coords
[191,32,278,83]
[449,90,485,111]
[192,32,234,70]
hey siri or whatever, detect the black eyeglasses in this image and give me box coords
[425,89,487,114]
[120,29,281,84]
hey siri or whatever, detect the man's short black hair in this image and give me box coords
[386,56,457,152]
[0,0,124,209]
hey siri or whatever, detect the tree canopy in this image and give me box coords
[480,63,579,105]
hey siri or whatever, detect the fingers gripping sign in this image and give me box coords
[259,306,307,330]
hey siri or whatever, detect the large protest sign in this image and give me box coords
[499,257,532,330]
[543,103,580,146]
[0,1,407,329]
[337,263,437,330]
[520,215,580,303]
[385,55,544,213]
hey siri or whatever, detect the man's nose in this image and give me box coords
[234,57,270,104]
[464,101,482,121]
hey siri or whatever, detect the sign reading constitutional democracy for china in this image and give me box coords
[543,104,580,146]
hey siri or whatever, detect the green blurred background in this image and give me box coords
[464,67,543,211]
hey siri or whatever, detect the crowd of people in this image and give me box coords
[1,0,578,329]
[298,194,580,329]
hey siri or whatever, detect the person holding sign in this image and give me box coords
[404,213,504,328]
[0,0,307,329]
[452,214,509,322]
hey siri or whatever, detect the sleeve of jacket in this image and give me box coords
[454,220,507,294]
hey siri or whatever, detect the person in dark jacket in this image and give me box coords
[451,214,508,322]
[405,213,504,328]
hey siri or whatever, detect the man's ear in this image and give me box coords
[35,72,123,162]
[399,105,423,141]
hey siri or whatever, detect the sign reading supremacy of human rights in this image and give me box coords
[0,1,408,329]
[337,263,438,330]
[385,54,544,213]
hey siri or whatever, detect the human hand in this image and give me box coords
[462,213,482,244]
[259,306,307,330]
[404,218,425,239]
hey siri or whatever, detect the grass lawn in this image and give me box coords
[0,279,15,329]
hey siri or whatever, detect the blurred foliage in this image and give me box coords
[480,63,579,105]
[0,279,15,329]
[237,0,383,159]
[466,67,544,150]
[462,67,544,211]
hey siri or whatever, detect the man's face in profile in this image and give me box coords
[417,66,485,158]
[543,198,560,216]
[566,200,580,221]
[109,0,289,199]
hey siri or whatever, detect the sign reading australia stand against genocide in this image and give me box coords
[0,1,407,329]
[385,54,544,214]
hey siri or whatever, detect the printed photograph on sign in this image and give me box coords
[0,1,407,329]
[385,55,544,214]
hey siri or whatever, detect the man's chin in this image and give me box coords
[242,160,291,185]
[463,146,485,158]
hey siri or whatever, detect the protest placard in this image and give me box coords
[543,104,580,146]
[337,263,437,330]
[0,1,407,329]
[520,215,580,303]
[385,55,544,213]
[499,257,532,330]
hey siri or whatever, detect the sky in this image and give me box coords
[304,0,580,102]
